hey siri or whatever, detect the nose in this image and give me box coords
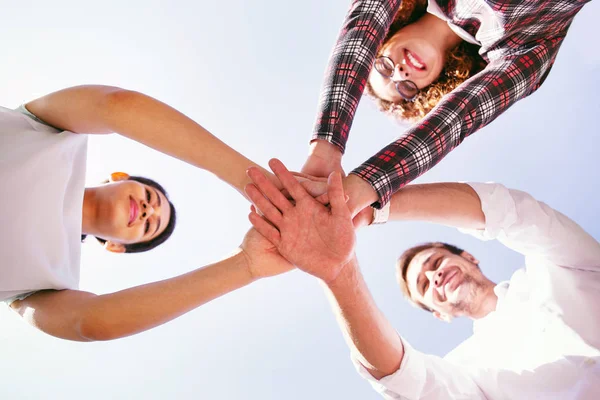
[425,270,443,287]
[391,63,410,81]
[141,202,155,220]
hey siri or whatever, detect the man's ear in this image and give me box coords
[109,172,130,183]
[104,241,126,253]
[460,250,479,266]
[433,311,453,323]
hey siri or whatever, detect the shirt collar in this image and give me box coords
[472,281,510,333]
[493,281,510,310]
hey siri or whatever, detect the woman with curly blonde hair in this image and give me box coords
[366,0,485,122]
[301,0,591,222]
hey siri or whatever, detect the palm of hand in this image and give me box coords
[276,202,355,283]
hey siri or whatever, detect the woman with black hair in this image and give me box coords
[1,85,322,341]
[79,173,177,254]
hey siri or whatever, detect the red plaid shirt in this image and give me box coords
[312,0,590,207]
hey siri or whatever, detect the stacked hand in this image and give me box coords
[240,228,295,279]
[300,140,345,180]
[290,172,328,199]
[245,159,356,284]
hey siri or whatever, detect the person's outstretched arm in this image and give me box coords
[302,0,401,178]
[246,161,486,399]
[9,229,292,341]
[323,255,404,379]
[356,181,600,270]
[353,182,486,229]
[345,37,565,213]
[25,85,325,199]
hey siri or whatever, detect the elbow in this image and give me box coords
[77,315,121,342]
[103,87,143,109]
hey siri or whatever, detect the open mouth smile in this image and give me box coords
[404,49,426,71]
[128,196,138,227]
[439,267,461,299]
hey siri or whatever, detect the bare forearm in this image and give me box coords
[26,85,280,196]
[388,183,485,229]
[101,90,276,194]
[80,250,253,340]
[324,256,403,379]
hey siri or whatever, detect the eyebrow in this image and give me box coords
[151,189,163,237]
[154,189,162,207]
[152,217,161,237]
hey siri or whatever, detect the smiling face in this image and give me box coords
[404,246,489,320]
[91,179,172,247]
[368,21,447,102]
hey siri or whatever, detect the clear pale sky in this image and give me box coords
[1,1,599,399]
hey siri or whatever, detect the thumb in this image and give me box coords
[315,192,329,205]
[327,172,350,217]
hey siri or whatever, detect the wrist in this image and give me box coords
[343,174,379,217]
[234,247,260,283]
[323,256,359,291]
[308,140,342,161]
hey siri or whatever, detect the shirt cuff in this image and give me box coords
[458,182,518,240]
[348,169,393,209]
[351,337,427,399]
[310,132,347,155]
[3,290,38,306]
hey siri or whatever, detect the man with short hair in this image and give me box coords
[246,159,600,400]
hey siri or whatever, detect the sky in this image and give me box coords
[1,0,599,399]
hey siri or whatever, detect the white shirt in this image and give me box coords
[354,183,600,399]
[0,105,87,303]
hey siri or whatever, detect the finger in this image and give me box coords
[249,211,281,246]
[269,159,311,202]
[289,171,311,179]
[327,172,351,218]
[301,180,328,198]
[245,184,283,226]
[250,204,265,218]
[315,192,329,205]
[291,171,328,182]
[246,167,293,213]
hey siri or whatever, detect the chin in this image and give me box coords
[447,282,472,306]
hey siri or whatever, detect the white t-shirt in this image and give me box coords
[0,105,88,303]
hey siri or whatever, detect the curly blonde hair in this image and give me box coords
[365,0,486,122]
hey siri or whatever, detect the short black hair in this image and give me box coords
[82,175,177,253]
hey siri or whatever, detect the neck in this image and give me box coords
[418,13,462,52]
[469,281,498,320]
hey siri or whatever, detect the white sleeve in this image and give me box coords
[15,104,61,132]
[351,338,485,400]
[460,183,600,270]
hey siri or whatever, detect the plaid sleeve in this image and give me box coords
[352,37,565,208]
[311,0,401,154]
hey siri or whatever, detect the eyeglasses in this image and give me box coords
[373,56,419,101]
